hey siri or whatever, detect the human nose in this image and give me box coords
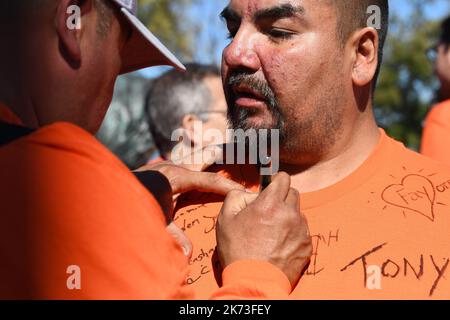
[222,26,261,72]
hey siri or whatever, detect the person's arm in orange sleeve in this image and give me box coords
[209,260,292,299]
[421,107,450,166]
[0,127,202,299]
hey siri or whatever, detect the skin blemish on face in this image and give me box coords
[245,0,260,17]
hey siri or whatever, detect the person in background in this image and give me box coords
[421,16,450,166]
[145,63,229,164]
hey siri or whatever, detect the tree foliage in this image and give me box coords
[374,0,442,150]
[137,0,199,61]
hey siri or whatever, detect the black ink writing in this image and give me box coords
[203,215,217,234]
[404,255,424,280]
[429,255,450,297]
[306,230,340,276]
[340,242,387,287]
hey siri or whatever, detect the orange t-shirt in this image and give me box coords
[421,100,450,167]
[174,129,450,299]
[0,104,291,299]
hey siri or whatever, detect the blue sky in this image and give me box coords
[138,0,450,78]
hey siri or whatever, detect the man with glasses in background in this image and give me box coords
[145,63,229,164]
[421,16,450,166]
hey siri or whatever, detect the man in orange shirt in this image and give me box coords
[174,0,450,299]
[0,0,312,299]
[421,16,450,166]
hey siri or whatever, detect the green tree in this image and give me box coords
[374,0,441,150]
[138,0,199,61]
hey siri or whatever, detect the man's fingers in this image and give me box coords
[285,187,300,209]
[222,189,259,214]
[285,187,300,207]
[175,171,245,195]
[259,172,291,201]
[166,222,193,258]
[138,162,245,196]
[179,144,224,172]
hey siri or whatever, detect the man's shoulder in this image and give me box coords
[1,121,126,172]
[426,100,450,124]
[0,121,140,198]
[387,134,450,173]
[0,121,165,221]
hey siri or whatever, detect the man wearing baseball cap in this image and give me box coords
[0,0,311,299]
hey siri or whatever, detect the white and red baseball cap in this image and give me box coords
[110,0,185,74]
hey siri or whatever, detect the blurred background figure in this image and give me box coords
[145,63,228,164]
[421,16,450,165]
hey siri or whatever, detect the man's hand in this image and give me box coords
[136,145,243,197]
[135,145,245,258]
[216,172,312,288]
[137,161,244,196]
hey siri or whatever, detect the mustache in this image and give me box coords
[226,73,277,103]
[225,72,285,136]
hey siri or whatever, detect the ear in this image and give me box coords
[56,0,93,68]
[350,27,379,88]
[181,114,201,147]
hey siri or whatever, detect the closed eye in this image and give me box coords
[266,28,295,40]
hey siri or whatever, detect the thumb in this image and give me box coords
[222,190,259,216]
[166,222,193,258]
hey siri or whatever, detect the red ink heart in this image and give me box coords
[381,174,436,221]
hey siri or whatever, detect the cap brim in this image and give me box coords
[119,8,186,75]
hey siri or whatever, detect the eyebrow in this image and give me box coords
[254,4,305,21]
[220,4,305,23]
[220,6,240,22]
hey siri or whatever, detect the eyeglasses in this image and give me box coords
[196,110,227,117]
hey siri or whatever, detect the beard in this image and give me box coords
[225,72,286,143]
[224,70,345,165]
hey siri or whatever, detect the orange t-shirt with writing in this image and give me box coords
[174,129,450,299]
[421,100,450,167]
[0,104,291,299]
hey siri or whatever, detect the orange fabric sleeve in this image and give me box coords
[421,101,450,166]
[210,260,292,300]
[0,122,192,299]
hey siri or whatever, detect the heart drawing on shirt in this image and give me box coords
[381,174,436,222]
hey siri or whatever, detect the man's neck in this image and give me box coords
[0,69,40,129]
[281,118,381,193]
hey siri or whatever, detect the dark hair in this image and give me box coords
[144,63,221,156]
[333,0,389,89]
[440,16,450,49]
